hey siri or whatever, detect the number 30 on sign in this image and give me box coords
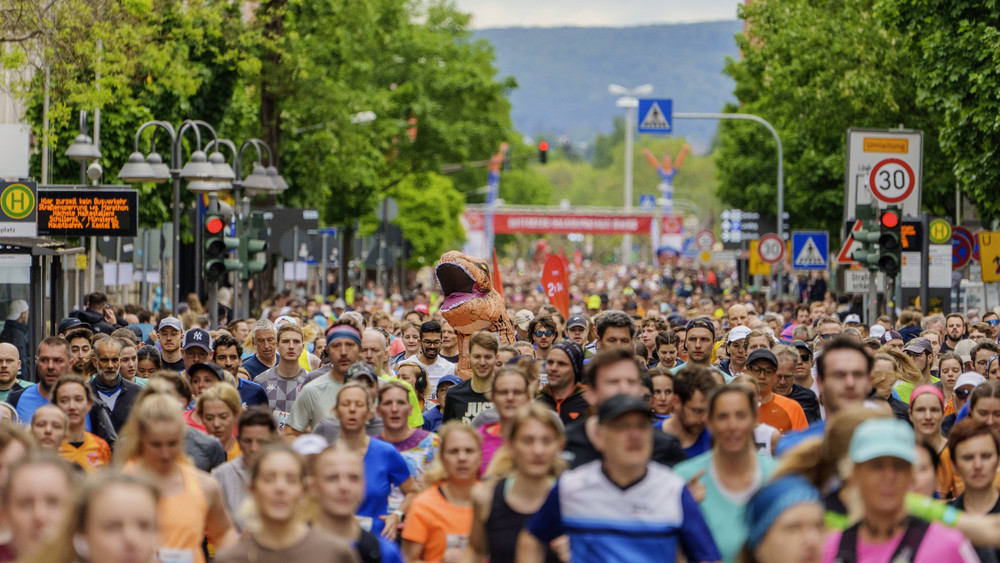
[869,158,915,204]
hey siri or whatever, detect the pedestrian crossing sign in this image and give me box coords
[637,99,673,134]
[791,231,829,271]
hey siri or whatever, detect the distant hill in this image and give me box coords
[474,21,742,151]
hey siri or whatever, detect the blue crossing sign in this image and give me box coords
[637,99,673,134]
[791,231,829,271]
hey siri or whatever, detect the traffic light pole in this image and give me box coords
[207,193,220,328]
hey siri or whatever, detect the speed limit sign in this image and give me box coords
[869,158,915,204]
[757,234,784,264]
[695,229,716,250]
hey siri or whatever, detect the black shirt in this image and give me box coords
[163,357,185,372]
[949,494,1000,563]
[442,379,492,424]
[786,384,822,424]
[563,417,686,469]
[440,353,459,364]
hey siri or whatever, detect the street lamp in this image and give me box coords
[117,119,231,315]
[609,83,653,265]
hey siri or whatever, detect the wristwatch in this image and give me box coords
[392,509,405,520]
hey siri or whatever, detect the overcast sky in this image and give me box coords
[454,0,743,28]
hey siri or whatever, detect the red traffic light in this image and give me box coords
[538,141,549,152]
[206,216,225,235]
[879,210,899,228]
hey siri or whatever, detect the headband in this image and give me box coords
[745,475,821,550]
[988,354,1000,376]
[326,325,361,345]
[910,384,945,407]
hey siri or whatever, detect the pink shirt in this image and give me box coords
[823,522,978,563]
[478,423,504,474]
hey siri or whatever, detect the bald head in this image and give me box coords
[360,329,387,372]
[0,343,19,386]
[728,304,749,328]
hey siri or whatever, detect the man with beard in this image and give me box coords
[157,316,185,371]
[442,331,497,424]
[942,313,967,353]
[286,322,362,436]
[0,343,32,402]
[66,327,94,377]
[537,341,588,425]
[659,364,720,458]
[8,337,71,422]
[89,337,143,432]
[404,321,454,394]
[212,333,269,408]
[528,314,558,361]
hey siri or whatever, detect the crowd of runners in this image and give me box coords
[0,262,995,562]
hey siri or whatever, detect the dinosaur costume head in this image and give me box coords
[435,251,516,378]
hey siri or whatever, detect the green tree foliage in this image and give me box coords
[879,0,1000,224]
[716,0,955,235]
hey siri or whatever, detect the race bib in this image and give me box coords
[156,548,195,563]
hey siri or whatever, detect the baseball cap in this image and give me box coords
[954,340,976,363]
[436,374,463,389]
[182,328,213,352]
[849,418,915,464]
[6,300,27,321]
[881,330,903,344]
[158,317,183,332]
[747,348,778,368]
[515,309,535,331]
[903,337,933,355]
[727,325,753,343]
[667,313,686,328]
[57,318,91,335]
[187,362,224,382]
[291,434,329,456]
[869,325,887,340]
[565,315,588,330]
[333,298,347,309]
[790,340,812,356]
[346,362,379,384]
[587,295,602,310]
[844,314,861,325]
[955,371,986,390]
[598,394,653,424]
[274,315,298,328]
[414,304,429,315]
[686,317,716,338]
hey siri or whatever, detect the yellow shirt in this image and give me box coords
[59,432,111,472]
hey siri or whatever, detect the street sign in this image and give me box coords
[637,99,673,134]
[791,231,829,271]
[837,220,863,265]
[844,269,885,293]
[748,240,770,275]
[638,194,656,211]
[695,229,715,250]
[953,233,972,270]
[953,226,977,264]
[928,219,951,245]
[757,233,784,263]
[979,231,1000,283]
[0,181,36,237]
[37,188,138,237]
[845,129,923,220]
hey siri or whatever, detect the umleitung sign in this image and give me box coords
[37,189,138,237]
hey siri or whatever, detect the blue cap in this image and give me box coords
[849,418,915,464]
[745,476,821,550]
[437,374,462,389]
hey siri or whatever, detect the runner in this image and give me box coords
[675,385,777,562]
[194,384,243,461]
[660,364,719,458]
[746,349,808,434]
[405,321,456,393]
[741,475,825,563]
[242,319,279,378]
[29,404,67,453]
[4,456,75,562]
[822,418,977,562]
[287,322,361,436]
[443,331,498,424]
[519,394,721,563]
[374,381,439,515]
[537,340,588,425]
[466,403,567,563]
[253,323,310,431]
[649,367,675,422]
[53,375,111,472]
[211,406,278,531]
[946,419,1000,562]
[479,361,533,473]
[401,421,482,562]
[156,317,185,372]
[136,344,162,380]
[214,444,357,562]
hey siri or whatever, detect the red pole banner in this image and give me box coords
[541,255,570,318]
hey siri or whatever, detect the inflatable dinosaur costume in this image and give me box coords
[435,251,517,378]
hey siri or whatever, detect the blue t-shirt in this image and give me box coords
[421,406,444,432]
[242,354,279,379]
[774,420,826,457]
[526,460,720,563]
[359,438,412,536]
[12,386,91,431]
[684,428,712,459]
[236,378,269,408]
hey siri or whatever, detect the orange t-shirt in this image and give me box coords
[759,394,809,433]
[59,432,111,472]
[402,484,474,561]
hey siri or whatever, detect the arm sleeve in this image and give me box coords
[525,483,564,544]
[678,486,721,563]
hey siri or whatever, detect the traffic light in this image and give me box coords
[851,204,881,271]
[538,141,548,164]
[239,211,270,281]
[203,204,240,284]
[877,206,902,276]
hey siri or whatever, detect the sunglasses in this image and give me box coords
[534,330,554,337]
[817,333,836,340]
[955,388,972,400]
[799,354,811,362]
[987,319,1000,327]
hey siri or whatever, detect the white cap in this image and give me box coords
[291,434,329,456]
[6,300,27,321]
[727,325,753,343]
[844,314,861,324]
[869,325,886,339]
[956,371,987,390]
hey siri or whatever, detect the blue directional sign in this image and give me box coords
[637,99,673,134]
[791,231,829,271]
[638,194,656,210]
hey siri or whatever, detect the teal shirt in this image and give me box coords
[670,363,731,383]
[674,450,777,563]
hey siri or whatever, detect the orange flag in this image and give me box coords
[541,255,570,318]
